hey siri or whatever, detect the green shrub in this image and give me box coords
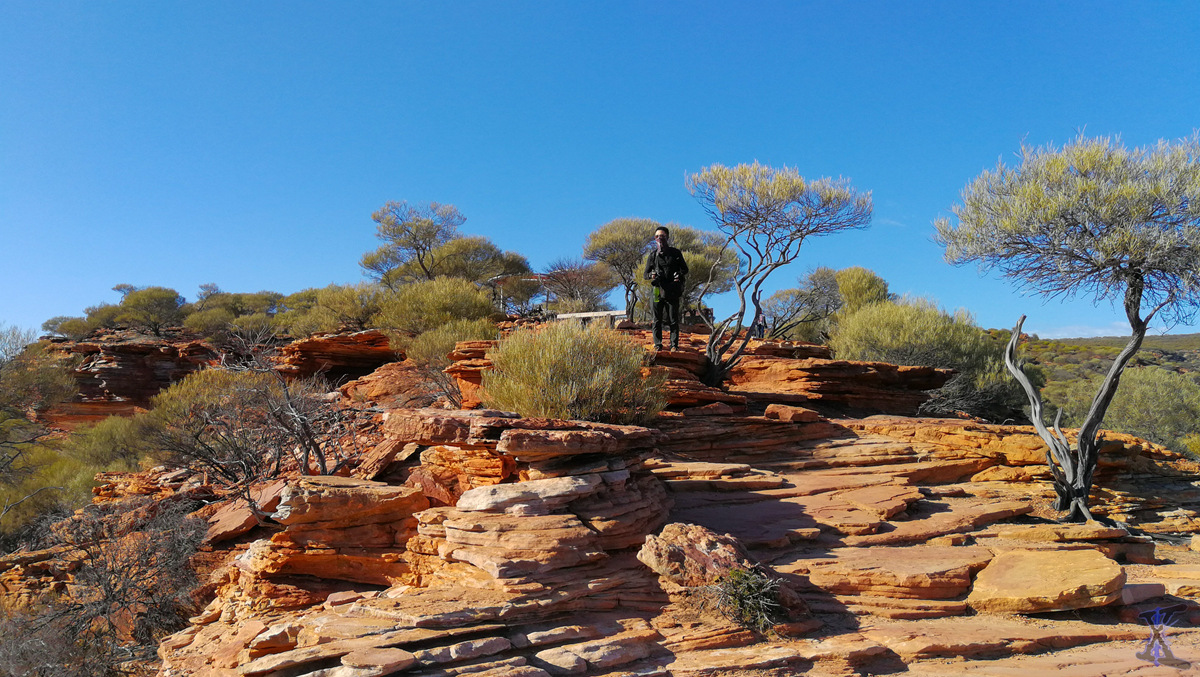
[184,307,237,337]
[63,415,154,469]
[403,318,498,407]
[405,318,497,367]
[1048,367,1200,454]
[829,299,1030,421]
[481,322,666,424]
[833,266,890,317]
[374,277,498,338]
[84,303,123,330]
[706,567,784,635]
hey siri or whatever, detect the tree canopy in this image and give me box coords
[937,134,1200,521]
[360,201,466,287]
[686,161,872,383]
[583,218,658,318]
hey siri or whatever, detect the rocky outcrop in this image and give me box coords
[42,328,401,426]
[727,356,954,415]
[13,349,1200,676]
[443,331,953,416]
[273,329,398,382]
[43,328,220,426]
[153,408,677,675]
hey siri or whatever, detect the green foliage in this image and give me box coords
[403,318,498,407]
[404,318,498,368]
[314,283,383,331]
[584,218,656,316]
[428,236,532,284]
[374,277,499,339]
[706,568,784,635]
[118,286,186,335]
[936,134,1200,320]
[0,325,85,540]
[482,322,666,424]
[271,283,384,335]
[62,415,153,470]
[361,201,466,287]
[83,302,123,330]
[833,266,890,317]
[183,307,237,336]
[685,161,873,384]
[1048,367,1200,454]
[829,299,1030,420]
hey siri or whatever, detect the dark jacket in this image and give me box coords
[644,245,688,301]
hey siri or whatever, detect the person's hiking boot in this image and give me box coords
[669,342,679,351]
[653,344,663,352]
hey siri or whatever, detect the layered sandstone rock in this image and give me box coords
[44,328,220,426]
[727,356,954,415]
[236,476,429,586]
[273,329,399,381]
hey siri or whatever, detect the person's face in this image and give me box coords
[654,230,669,246]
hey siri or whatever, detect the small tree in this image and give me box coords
[373,277,498,338]
[686,162,872,384]
[936,134,1200,522]
[540,257,618,313]
[761,267,841,340]
[117,286,187,335]
[584,217,658,318]
[833,266,891,317]
[360,201,465,288]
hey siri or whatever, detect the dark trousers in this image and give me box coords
[652,295,681,349]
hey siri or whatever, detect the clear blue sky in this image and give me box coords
[2,2,1198,339]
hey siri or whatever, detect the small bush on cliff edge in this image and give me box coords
[482,322,666,424]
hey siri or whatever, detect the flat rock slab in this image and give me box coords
[843,499,1032,547]
[904,632,1200,676]
[669,496,823,548]
[968,549,1126,613]
[780,545,994,599]
[991,523,1131,542]
[861,617,1146,660]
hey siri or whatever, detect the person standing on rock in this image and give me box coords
[644,225,688,352]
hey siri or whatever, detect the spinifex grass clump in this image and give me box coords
[481,322,666,424]
[706,567,785,634]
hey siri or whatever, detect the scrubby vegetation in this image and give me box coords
[482,322,666,424]
[0,498,204,675]
[829,298,1032,422]
[705,567,785,635]
[0,325,84,542]
[401,317,498,407]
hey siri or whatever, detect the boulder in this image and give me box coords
[968,549,1125,613]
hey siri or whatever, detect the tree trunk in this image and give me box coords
[1004,297,1151,523]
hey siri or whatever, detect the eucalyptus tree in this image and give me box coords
[360,201,466,288]
[936,134,1200,522]
[686,162,873,384]
[583,218,657,318]
[761,267,841,340]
